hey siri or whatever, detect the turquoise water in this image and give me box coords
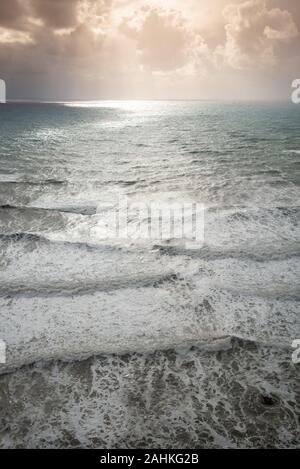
[0,101,299,448]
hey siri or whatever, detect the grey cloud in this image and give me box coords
[121,7,195,71]
[29,0,80,29]
[222,0,298,68]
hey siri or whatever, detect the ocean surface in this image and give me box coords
[0,101,299,448]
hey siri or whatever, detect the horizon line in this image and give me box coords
[4,97,292,104]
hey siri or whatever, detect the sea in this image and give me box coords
[0,100,299,448]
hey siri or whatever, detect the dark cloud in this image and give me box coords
[0,0,109,99]
[0,0,28,29]
[30,0,80,29]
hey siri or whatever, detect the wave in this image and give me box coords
[153,243,300,262]
[0,272,180,298]
[285,150,300,155]
[0,204,96,215]
[1,279,299,303]
[0,231,113,250]
[2,201,299,220]
[0,179,66,186]
[206,204,300,217]
[1,229,299,264]
[1,227,299,267]
[0,232,49,244]
[0,335,292,377]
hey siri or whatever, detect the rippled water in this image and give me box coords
[0,101,299,448]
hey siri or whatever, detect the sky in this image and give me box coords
[0,0,299,100]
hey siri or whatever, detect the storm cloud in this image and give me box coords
[0,0,299,99]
